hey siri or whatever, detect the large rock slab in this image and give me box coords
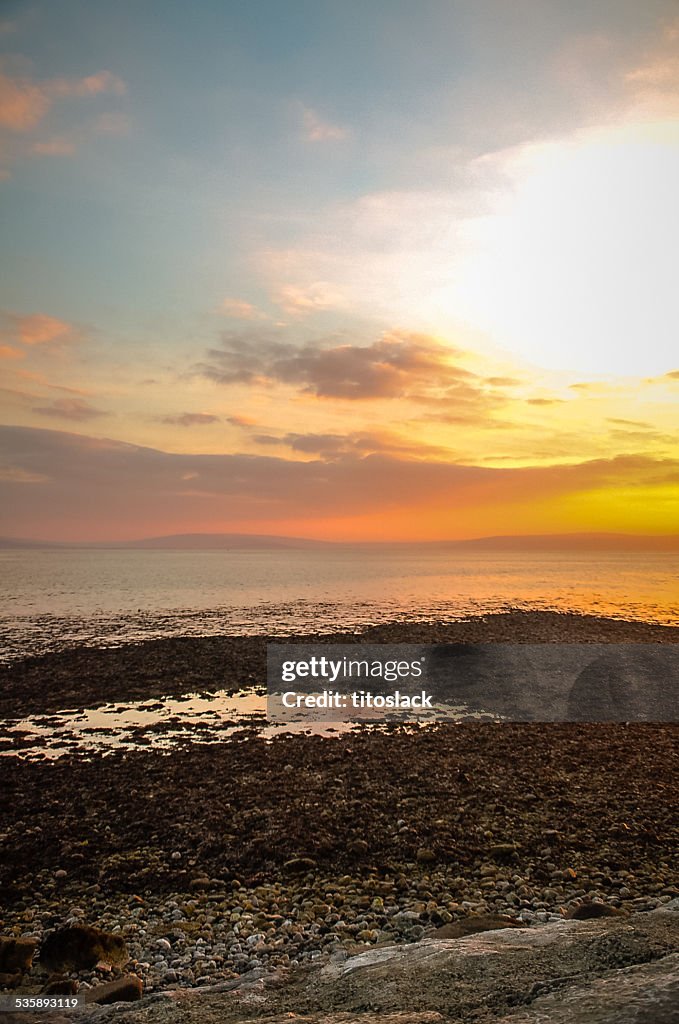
[493,953,679,1023]
[42,907,678,1024]
[308,908,678,1019]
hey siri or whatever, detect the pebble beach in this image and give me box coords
[1,611,678,998]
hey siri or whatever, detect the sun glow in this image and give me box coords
[432,120,679,377]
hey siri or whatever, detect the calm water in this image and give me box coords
[0,548,677,663]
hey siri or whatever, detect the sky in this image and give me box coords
[0,0,678,541]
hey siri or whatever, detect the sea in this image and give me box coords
[1,547,677,664]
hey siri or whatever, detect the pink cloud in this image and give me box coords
[0,62,126,177]
[221,297,268,320]
[13,314,74,346]
[301,106,348,142]
[0,65,125,133]
[30,138,75,156]
[276,282,344,316]
[0,344,23,360]
[0,70,50,131]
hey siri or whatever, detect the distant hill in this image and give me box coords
[0,531,678,551]
[0,533,333,550]
[426,533,679,552]
[124,533,335,550]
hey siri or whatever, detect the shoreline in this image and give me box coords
[2,609,679,720]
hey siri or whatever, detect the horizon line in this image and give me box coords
[1,530,678,551]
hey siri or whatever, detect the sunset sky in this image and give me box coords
[1,0,678,541]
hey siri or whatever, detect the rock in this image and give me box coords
[85,975,143,1004]
[282,857,317,873]
[39,925,128,971]
[489,843,519,860]
[568,903,626,920]
[189,877,212,891]
[234,1017,445,1024]
[347,840,369,856]
[0,970,22,988]
[416,848,436,864]
[392,911,422,929]
[42,977,79,995]
[0,936,37,972]
[493,953,679,1023]
[432,914,522,938]
[304,908,679,1021]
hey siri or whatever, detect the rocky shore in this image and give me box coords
[1,612,677,1017]
[2,609,678,719]
[2,721,678,994]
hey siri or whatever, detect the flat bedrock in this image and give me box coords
[36,904,679,1024]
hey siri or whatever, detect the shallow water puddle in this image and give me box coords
[1,687,493,758]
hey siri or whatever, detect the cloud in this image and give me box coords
[252,429,453,461]
[607,417,653,429]
[301,106,348,142]
[199,329,495,403]
[0,64,125,132]
[221,297,268,320]
[1,424,677,541]
[92,111,130,135]
[625,17,679,118]
[0,344,22,360]
[30,137,75,156]
[644,369,679,385]
[0,465,48,484]
[226,414,258,427]
[160,413,220,427]
[32,398,107,421]
[275,282,344,316]
[0,61,126,178]
[1,312,77,347]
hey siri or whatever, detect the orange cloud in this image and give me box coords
[12,313,75,346]
[1,425,677,542]
[625,16,679,117]
[0,70,49,130]
[226,414,257,427]
[0,344,22,359]
[32,398,107,421]
[0,62,126,178]
[0,65,124,132]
